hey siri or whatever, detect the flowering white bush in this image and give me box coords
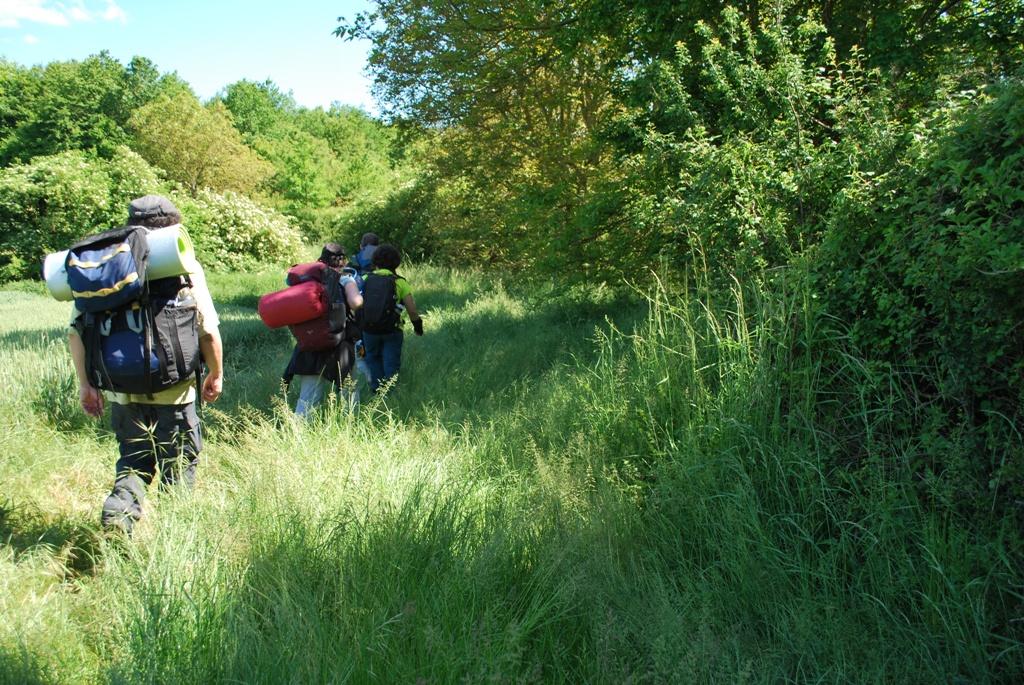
[0,147,161,280]
[173,189,303,270]
[0,148,302,281]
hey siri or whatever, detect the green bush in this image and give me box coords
[816,76,1024,515]
[0,148,305,281]
[278,204,347,245]
[173,189,304,270]
[337,179,439,261]
[0,147,161,280]
[590,14,902,285]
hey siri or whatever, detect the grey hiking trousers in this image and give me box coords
[101,402,202,534]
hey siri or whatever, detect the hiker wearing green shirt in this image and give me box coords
[359,244,423,391]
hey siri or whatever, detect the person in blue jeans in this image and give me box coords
[359,244,423,391]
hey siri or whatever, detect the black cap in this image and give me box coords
[320,242,345,263]
[128,195,181,224]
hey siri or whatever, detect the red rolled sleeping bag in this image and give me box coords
[258,280,327,329]
[286,261,328,286]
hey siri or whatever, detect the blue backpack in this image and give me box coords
[66,226,148,313]
[67,226,201,395]
[351,245,377,276]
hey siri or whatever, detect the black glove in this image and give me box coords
[412,318,424,336]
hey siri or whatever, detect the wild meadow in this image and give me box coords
[2,262,1019,683]
[2,4,1023,681]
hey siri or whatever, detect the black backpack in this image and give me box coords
[69,227,202,395]
[360,272,404,334]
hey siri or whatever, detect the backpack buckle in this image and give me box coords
[125,309,144,333]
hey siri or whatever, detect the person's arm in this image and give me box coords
[199,329,224,402]
[403,294,424,335]
[343,278,363,310]
[68,330,104,417]
[188,263,223,402]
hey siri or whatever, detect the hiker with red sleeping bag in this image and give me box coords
[259,243,363,416]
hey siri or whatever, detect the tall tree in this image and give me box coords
[220,79,295,140]
[129,91,272,195]
[0,53,188,164]
[338,0,618,264]
[0,53,128,162]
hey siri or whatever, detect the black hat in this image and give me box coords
[320,243,346,263]
[128,195,181,225]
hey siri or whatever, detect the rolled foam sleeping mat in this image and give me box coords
[42,224,197,301]
[258,280,327,329]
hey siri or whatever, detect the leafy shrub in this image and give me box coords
[0,148,303,280]
[588,13,901,285]
[282,204,349,245]
[337,179,439,262]
[816,76,1024,515]
[173,189,303,270]
[0,147,161,280]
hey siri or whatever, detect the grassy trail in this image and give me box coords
[0,266,646,683]
[1,266,1020,683]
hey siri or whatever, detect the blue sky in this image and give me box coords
[0,0,377,113]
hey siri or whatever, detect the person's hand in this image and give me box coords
[412,318,424,336]
[340,274,355,288]
[79,384,104,418]
[202,373,223,403]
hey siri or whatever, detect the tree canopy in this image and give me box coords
[129,91,273,196]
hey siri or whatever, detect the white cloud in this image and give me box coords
[0,1,69,27]
[23,32,38,43]
[0,1,127,29]
[101,0,125,24]
[68,5,91,22]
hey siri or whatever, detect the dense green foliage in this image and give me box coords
[174,189,304,270]
[0,55,405,265]
[0,147,160,280]
[129,91,273,196]
[340,1,1023,275]
[217,79,408,240]
[0,53,185,164]
[0,149,302,278]
[817,77,1024,515]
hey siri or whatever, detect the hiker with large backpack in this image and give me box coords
[359,244,423,392]
[65,195,224,535]
[275,243,364,417]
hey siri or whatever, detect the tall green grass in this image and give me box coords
[1,264,1020,683]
